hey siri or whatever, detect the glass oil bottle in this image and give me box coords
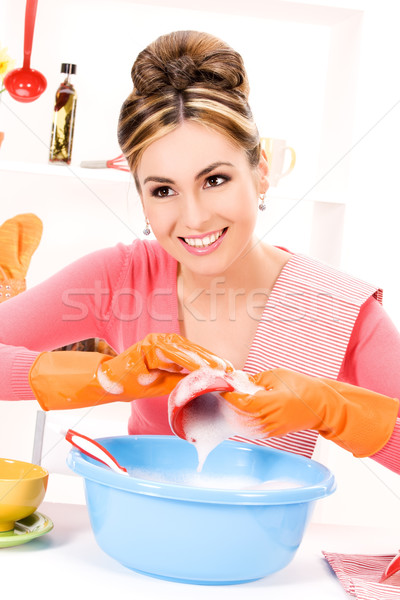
[49,63,77,165]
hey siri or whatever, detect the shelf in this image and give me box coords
[1,0,361,208]
[0,160,133,183]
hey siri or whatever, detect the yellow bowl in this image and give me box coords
[0,458,48,532]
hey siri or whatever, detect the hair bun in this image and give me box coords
[131,30,249,97]
[199,50,247,94]
[165,55,199,91]
[119,31,260,175]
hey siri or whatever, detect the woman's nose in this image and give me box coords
[181,194,212,230]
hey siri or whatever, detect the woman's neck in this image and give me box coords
[176,241,292,367]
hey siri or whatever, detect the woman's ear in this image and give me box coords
[258,149,269,195]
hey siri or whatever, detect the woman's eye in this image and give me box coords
[152,186,175,198]
[204,175,228,188]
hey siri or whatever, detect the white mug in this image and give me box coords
[260,137,296,187]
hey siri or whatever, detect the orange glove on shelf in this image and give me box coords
[0,213,43,302]
[29,333,233,411]
[222,368,399,458]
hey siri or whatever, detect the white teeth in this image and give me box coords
[184,229,224,248]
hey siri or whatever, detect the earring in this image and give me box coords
[143,218,151,236]
[258,193,266,211]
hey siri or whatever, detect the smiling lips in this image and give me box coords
[179,228,228,255]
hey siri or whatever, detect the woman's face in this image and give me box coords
[137,120,268,279]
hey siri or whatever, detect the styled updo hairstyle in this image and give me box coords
[118,30,260,186]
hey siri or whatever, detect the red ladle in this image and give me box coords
[3,0,47,102]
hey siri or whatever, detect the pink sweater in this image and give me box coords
[0,240,398,471]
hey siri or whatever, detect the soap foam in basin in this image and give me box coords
[126,466,302,490]
[180,390,262,472]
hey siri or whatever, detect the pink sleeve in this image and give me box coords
[339,296,400,473]
[0,243,131,401]
[372,419,400,472]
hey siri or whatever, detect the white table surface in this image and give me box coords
[2,501,399,600]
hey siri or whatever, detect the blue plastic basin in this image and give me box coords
[67,435,335,585]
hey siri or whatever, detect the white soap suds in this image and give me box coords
[169,367,263,414]
[177,348,209,368]
[155,348,175,364]
[97,367,124,395]
[137,372,159,386]
[181,390,263,472]
[126,466,302,490]
[169,367,227,412]
[154,348,187,373]
[227,370,264,395]
[168,367,266,472]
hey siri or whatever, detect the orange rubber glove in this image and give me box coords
[0,213,43,302]
[222,368,399,458]
[29,333,233,411]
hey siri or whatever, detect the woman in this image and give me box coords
[0,31,399,472]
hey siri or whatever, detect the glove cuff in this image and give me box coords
[321,379,400,457]
[29,351,112,410]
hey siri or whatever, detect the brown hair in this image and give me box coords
[117,30,260,186]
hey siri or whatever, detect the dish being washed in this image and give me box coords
[167,366,266,470]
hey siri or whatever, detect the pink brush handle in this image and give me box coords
[65,429,128,475]
[23,0,39,69]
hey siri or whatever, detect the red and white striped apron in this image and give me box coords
[232,253,382,458]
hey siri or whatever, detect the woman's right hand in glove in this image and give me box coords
[29,333,233,410]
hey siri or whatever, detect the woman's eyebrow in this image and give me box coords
[143,161,234,186]
[195,161,234,180]
[143,175,175,185]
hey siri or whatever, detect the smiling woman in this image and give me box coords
[136,121,271,289]
[0,30,399,477]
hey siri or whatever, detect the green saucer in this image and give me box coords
[0,512,53,548]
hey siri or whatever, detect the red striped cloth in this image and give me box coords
[238,253,381,458]
[323,551,400,598]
